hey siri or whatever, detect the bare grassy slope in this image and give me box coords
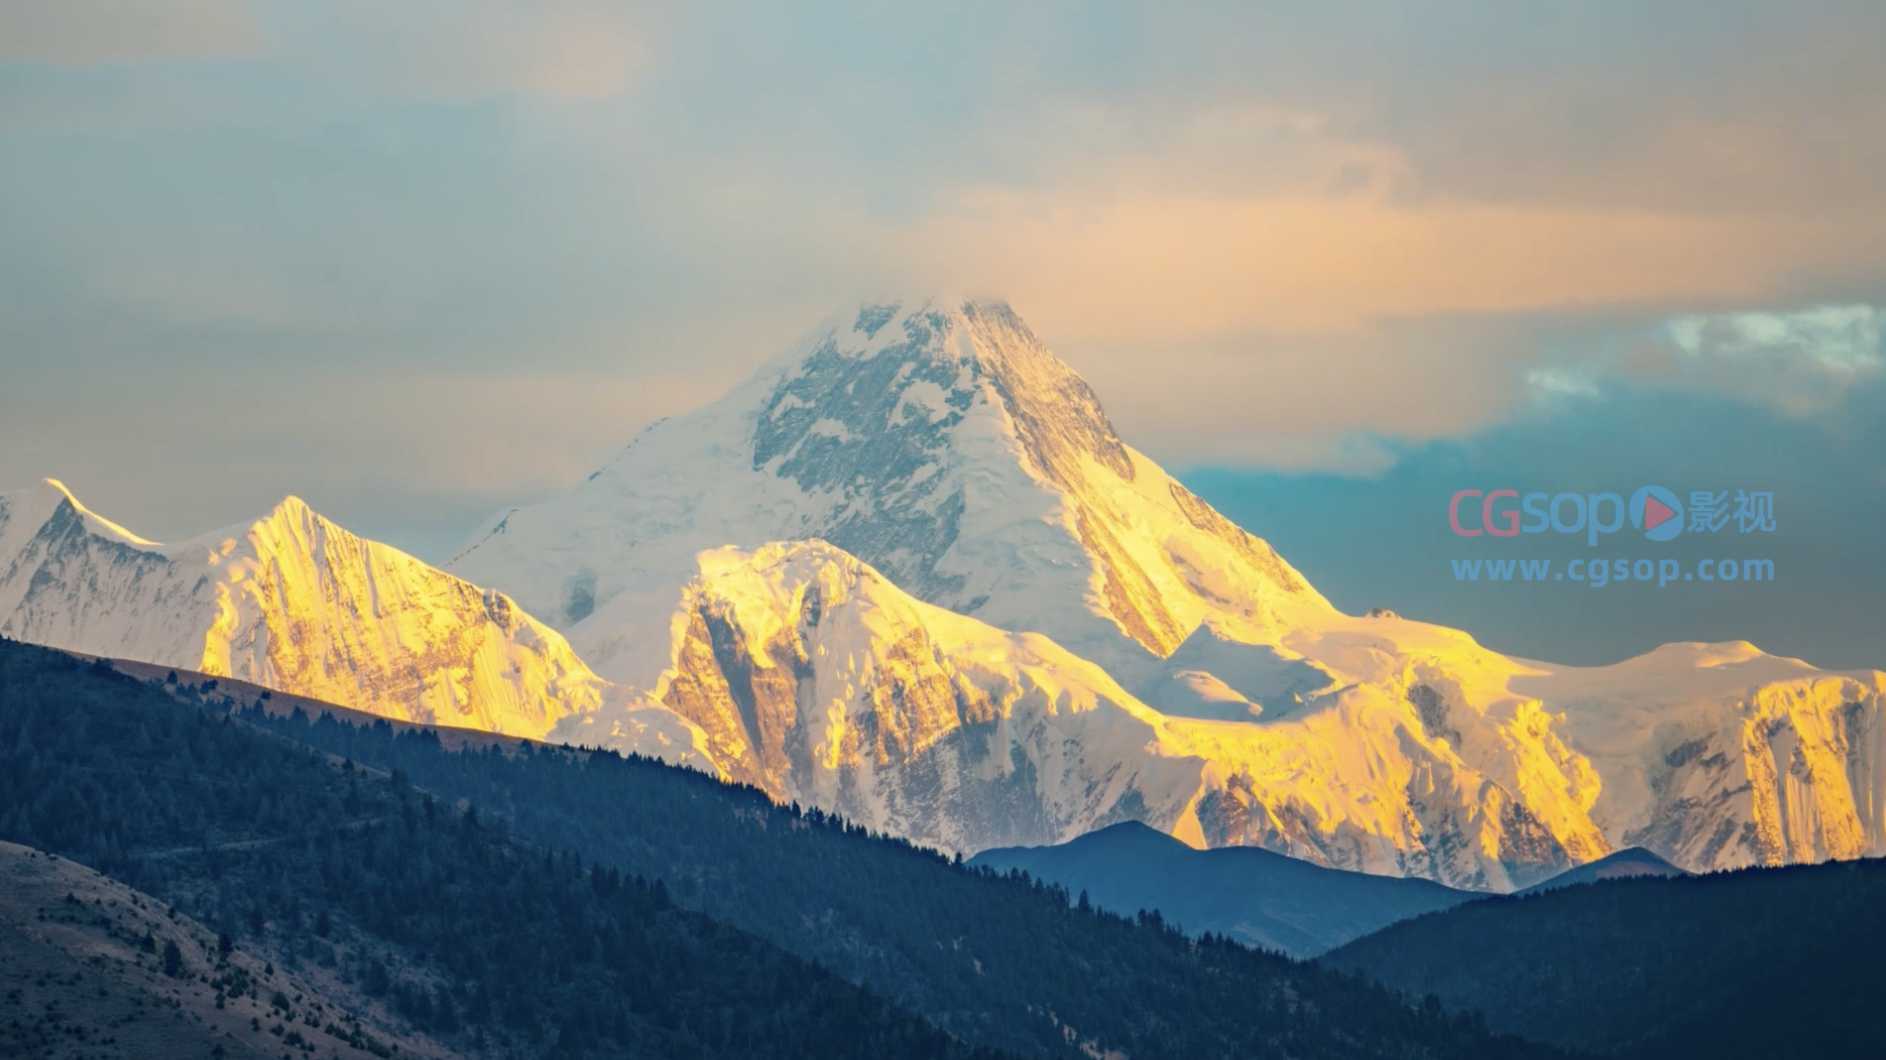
[0,841,454,1060]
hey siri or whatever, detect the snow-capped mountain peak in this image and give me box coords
[551,538,1203,853]
[9,300,1882,892]
[447,297,1886,888]
[5,478,160,552]
[453,296,1331,676]
[769,296,1138,489]
[0,479,607,738]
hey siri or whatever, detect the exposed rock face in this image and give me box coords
[1531,647,1886,873]
[450,296,1334,681]
[558,541,1204,854]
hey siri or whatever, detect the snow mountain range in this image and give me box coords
[0,479,606,737]
[5,297,1883,890]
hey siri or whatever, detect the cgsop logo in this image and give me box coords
[1448,486,1774,545]
[1629,486,1683,542]
[1448,489,1635,546]
[1446,485,1779,591]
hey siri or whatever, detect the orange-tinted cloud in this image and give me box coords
[908,188,1883,341]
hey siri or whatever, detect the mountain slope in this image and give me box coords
[970,821,1480,957]
[0,641,991,1060]
[1322,858,1886,1058]
[544,539,1601,887]
[0,841,455,1060]
[2,637,1550,1060]
[1514,641,1886,876]
[450,296,1333,681]
[554,540,1207,854]
[0,479,611,739]
[448,296,1886,889]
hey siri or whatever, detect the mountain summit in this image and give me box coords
[452,296,1331,680]
[450,297,1886,889]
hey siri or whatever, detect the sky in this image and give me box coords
[2,2,1882,667]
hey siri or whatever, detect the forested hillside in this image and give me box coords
[230,677,1549,1059]
[0,639,1548,1059]
[0,641,986,1059]
[1324,859,1886,1058]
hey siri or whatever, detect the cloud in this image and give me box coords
[3,0,1885,542]
[1669,305,1882,379]
[2,1,654,101]
[1523,305,1885,418]
[275,1,657,102]
[1525,369,1603,400]
[1111,2,1886,219]
[0,362,723,559]
[903,186,1884,342]
[0,2,260,64]
[1051,318,1530,473]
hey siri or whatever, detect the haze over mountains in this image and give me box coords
[3,297,1882,891]
[970,822,1478,957]
[1516,846,1686,895]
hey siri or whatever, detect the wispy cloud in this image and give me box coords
[1669,305,1882,380]
[1520,305,1885,418]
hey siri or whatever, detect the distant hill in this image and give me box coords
[1517,847,1685,895]
[1323,858,1886,1058]
[970,821,1479,956]
[0,638,1548,1060]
